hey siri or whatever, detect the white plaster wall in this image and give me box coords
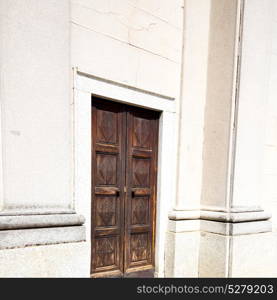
[233,0,273,209]
[175,0,211,210]
[70,0,183,98]
[201,0,239,209]
[234,0,277,229]
[261,0,277,229]
[0,0,72,211]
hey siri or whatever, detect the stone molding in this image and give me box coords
[0,213,86,249]
[0,213,85,230]
[0,208,76,216]
[0,226,86,250]
[200,219,271,236]
[169,208,271,223]
[168,208,272,236]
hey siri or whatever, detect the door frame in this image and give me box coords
[73,68,177,277]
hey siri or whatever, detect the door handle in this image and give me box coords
[131,188,151,197]
[95,187,120,196]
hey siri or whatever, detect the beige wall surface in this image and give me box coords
[175,0,210,211]
[233,0,273,209]
[261,0,277,229]
[0,0,72,212]
[201,0,238,209]
[0,0,183,210]
[70,0,183,98]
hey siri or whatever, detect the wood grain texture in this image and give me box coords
[125,106,159,274]
[91,98,125,276]
[91,97,159,278]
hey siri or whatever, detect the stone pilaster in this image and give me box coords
[166,0,273,277]
[198,0,273,277]
[165,0,212,277]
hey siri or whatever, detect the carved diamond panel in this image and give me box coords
[131,197,149,225]
[130,233,148,262]
[96,109,117,144]
[132,158,150,187]
[96,154,117,185]
[95,237,118,268]
[133,116,151,149]
[95,196,117,227]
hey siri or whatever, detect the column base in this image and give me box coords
[199,230,277,277]
[166,208,276,277]
[165,224,200,277]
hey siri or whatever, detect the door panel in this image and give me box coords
[124,107,159,275]
[91,98,125,277]
[91,98,159,278]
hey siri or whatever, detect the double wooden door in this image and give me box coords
[91,97,159,278]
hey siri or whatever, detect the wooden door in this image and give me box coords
[91,98,125,277]
[91,97,159,278]
[124,106,159,277]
